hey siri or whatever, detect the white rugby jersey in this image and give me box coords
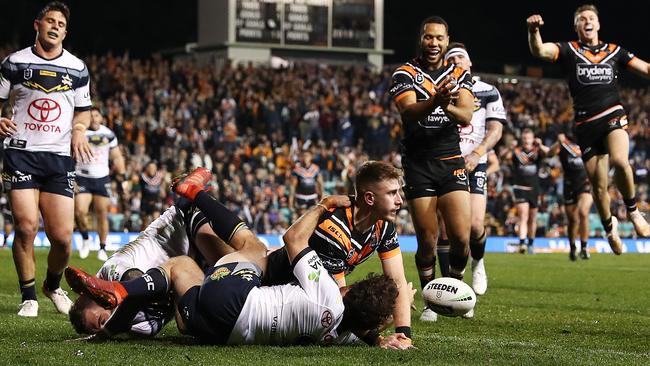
[228,249,345,345]
[0,46,92,156]
[97,206,189,336]
[76,125,118,178]
[458,79,506,164]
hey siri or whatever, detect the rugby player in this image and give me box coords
[289,149,323,213]
[75,107,125,261]
[389,16,475,320]
[548,131,593,260]
[443,43,504,297]
[502,129,549,254]
[265,160,414,344]
[66,168,409,348]
[0,1,93,317]
[527,5,650,254]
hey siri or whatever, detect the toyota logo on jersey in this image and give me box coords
[28,98,61,123]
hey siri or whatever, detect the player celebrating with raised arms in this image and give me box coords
[527,5,650,254]
[389,16,475,321]
[0,1,93,317]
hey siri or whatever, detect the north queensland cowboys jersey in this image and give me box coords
[459,80,506,164]
[0,47,92,156]
[76,125,118,178]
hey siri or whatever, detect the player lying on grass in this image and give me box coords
[67,169,410,348]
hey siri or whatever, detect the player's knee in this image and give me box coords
[14,219,39,239]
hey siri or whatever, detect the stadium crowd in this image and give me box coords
[1,48,649,238]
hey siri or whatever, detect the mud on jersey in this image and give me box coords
[310,206,400,281]
[76,125,118,178]
[459,79,506,164]
[553,41,635,121]
[0,47,91,156]
[390,58,474,158]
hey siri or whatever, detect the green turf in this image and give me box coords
[0,249,648,365]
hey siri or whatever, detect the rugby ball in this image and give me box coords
[422,277,476,317]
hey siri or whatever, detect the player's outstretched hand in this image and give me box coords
[527,14,544,32]
[72,128,94,163]
[0,117,17,138]
[379,333,415,350]
[319,195,352,210]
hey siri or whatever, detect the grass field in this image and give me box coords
[0,249,648,365]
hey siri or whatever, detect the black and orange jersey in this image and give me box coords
[310,206,400,281]
[511,146,542,189]
[558,138,588,185]
[553,41,635,122]
[389,57,474,159]
[292,163,320,198]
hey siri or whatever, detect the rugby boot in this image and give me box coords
[65,266,127,309]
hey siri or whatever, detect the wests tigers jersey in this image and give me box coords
[390,58,473,158]
[292,163,320,199]
[553,41,635,122]
[558,138,588,184]
[511,147,542,189]
[310,205,400,280]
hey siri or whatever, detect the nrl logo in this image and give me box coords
[24,69,33,80]
[415,73,424,84]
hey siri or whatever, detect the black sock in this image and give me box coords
[194,191,247,243]
[623,197,637,213]
[19,278,37,302]
[581,240,588,251]
[449,249,469,280]
[519,238,526,246]
[527,237,535,247]
[415,255,435,289]
[121,267,169,301]
[602,216,613,233]
[470,231,487,260]
[44,270,62,292]
[569,239,576,251]
[436,239,450,277]
[99,243,106,250]
[80,231,89,240]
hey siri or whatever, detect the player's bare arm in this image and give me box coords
[71,110,93,163]
[0,103,17,137]
[282,195,351,262]
[534,137,551,156]
[109,146,126,175]
[380,254,415,338]
[527,14,559,61]
[466,120,503,172]
[627,57,650,79]
[394,75,459,124]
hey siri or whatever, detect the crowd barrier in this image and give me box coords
[5,232,650,254]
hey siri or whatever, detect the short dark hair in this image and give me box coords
[343,273,398,333]
[355,161,401,195]
[69,295,93,334]
[420,16,448,35]
[37,1,70,25]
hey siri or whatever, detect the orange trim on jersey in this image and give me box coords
[379,246,401,261]
[393,90,415,103]
[395,65,418,78]
[439,154,462,161]
[318,219,352,252]
[345,207,354,228]
[572,41,616,64]
[397,64,435,94]
[332,272,346,281]
[451,66,465,80]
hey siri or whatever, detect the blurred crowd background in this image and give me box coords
[2,48,649,238]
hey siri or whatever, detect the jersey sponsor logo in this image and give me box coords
[458,124,474,136]
[576,63,614,85]
[8,139,26,148]
[453,168,467,181]
[308,254,323,270]
[308,270,320,282]
[420,106,449,128]
[210,266,231,281]
[320,310,333,327]
[28,98,61,122]
[39,70,57,77]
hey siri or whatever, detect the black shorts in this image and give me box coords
[142,199,162,215]
[295,196,318,209]
[575,109,627,161]
[563,178,591,205]
[402,155,469,200]
[469,163,487,195]
[75,176,112,197]
[2,149,75,198]
[263,247,294,285]
[178,262,262,344]
[513,186,539,209]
